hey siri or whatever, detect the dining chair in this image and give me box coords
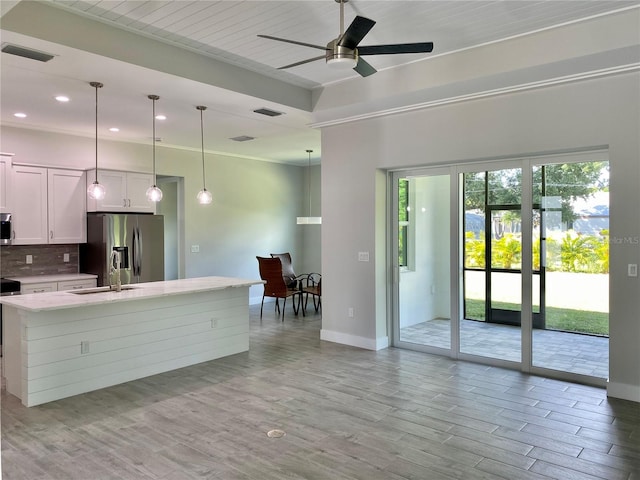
[270,252,306,289]
[256,256,301,320]
[301,272,321,315]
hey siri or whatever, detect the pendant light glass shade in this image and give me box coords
[87,81,106,200]
[296,149,322,225]
[146,94,162,203]
[196,105,212,205]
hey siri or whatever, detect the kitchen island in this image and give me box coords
[0,276,263,407]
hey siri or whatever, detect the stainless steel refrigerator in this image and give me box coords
[82,213,164,287]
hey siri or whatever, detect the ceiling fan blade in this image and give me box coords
[278,55,326,70]
[257,35,326,51]
[338,16,376,49]
[353,57,377,77]
[358,42,434,55]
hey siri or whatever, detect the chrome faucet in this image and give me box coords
[109,250,122,292]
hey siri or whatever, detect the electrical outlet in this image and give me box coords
[26,254,33,264]
[63,253,70,263]
[81,341,90,354]
[211,318,218,328]
[348,307,354,318]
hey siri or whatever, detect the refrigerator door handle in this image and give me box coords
[136,226,143,277]
[132,227,139,277]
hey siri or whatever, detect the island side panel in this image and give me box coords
[19,286,250,407]
[2,306,25,401]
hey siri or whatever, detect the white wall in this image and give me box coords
[319,72,640,402]
[1,126,320,304]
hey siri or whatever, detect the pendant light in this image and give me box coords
[145,94,163,202]
[296,149,322,225]
[87,81,106,200]
[196,105,213,205]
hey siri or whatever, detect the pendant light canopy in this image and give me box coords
[196,105,213,205]
[87,81,106,200]
[146,94,163,203]
[296,149,322,225]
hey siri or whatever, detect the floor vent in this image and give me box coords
[2,43,55,62]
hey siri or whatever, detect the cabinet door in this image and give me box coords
[12,165,48,244]
[48,169,86,243]
[86,170,127,212]
[127,172,155,213]
[0,155,12,212]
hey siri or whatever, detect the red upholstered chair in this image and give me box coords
[256,256,301,320]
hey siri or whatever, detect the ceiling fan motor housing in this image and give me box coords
[326,39,358,68]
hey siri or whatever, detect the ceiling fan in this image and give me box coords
[258,0,434,78]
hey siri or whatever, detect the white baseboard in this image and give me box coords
[320,329,389,351]
[607,380,640,403]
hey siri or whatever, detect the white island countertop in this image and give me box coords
[6,273,98,284]
[0,276,263,312]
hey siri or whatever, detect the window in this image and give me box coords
[398,179,409,267]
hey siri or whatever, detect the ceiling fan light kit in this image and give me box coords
[258,0,433,78]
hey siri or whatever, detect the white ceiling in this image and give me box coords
[1,0,637,165]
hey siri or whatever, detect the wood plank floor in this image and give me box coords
[2,304,639,479]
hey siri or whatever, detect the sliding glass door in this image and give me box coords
[393,171,452,352]
[391,151,609,384]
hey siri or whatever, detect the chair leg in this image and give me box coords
[260,295,265,318]
[282,298,286,321]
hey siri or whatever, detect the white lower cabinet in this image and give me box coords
[12,166,86,245]
[21,278,97,294]
[21,282,58,294]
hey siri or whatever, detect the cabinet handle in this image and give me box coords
[123,199,127,207]
[50,231,54,239]
[12,230,15,239]
[128,199,131,207]
[34,289,45,293]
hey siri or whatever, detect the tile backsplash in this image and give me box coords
[0,244,79,277]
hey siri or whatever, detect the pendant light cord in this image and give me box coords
[307,149,313,216]
[199,106,207,190]
[152,97,156,182]
[89,82,103,182]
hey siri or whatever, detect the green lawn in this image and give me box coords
[464,299,609,336]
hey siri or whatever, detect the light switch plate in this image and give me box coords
[26,254,33,264]
[191,245,200,253]
[63,253,70,263]
[358,252,369,262]
[629,264,638,277]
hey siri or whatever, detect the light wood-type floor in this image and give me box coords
[2,304,639,479]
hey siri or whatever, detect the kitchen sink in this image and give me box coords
[70,285,138,295]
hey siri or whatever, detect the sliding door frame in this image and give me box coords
[389,149,608,387]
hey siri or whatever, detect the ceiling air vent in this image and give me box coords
[230,135,255,142]
[253,108,284,117]
[1,43,55,62]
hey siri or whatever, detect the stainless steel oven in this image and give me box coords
[0,213,12,245]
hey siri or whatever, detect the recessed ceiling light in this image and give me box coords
[55,95,70,102]
[155,115,166,120]
[14,112,27,118]
[109,127,120,132]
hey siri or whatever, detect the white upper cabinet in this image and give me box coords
[12,166,86,245]
[0,154,13,213]
[48,169,86,244]
[86,169,155,213]
[12,165,48,244]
